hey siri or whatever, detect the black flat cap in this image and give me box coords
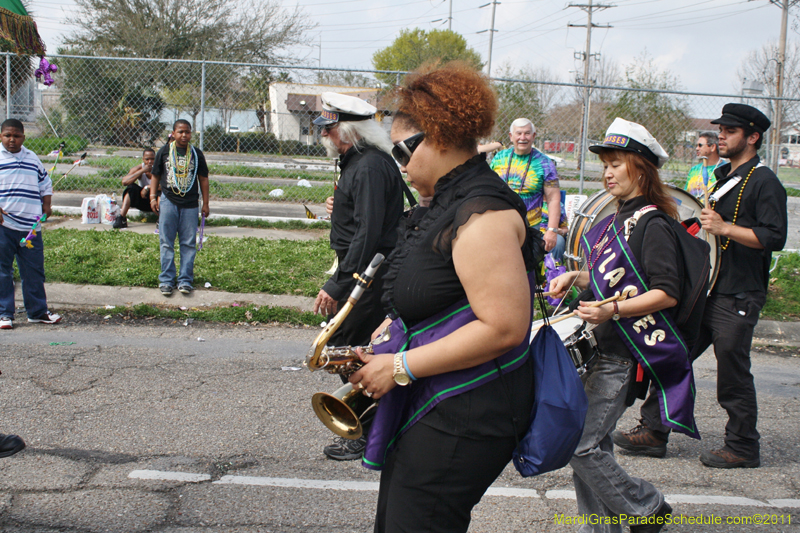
[710,103,770,133]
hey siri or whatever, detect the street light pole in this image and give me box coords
[770,0,789,171]
[478,1,499,77]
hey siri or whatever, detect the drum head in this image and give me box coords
[564,185,719,291]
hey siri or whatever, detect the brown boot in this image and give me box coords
[612,424,667,458]
[699,448,760,469]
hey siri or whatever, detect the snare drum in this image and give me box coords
[564,185,720,291]
[532,316,598,374]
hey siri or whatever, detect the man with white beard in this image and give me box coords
[312,92,405,461]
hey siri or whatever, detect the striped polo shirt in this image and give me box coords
[0,144,52,231]
[489,147,560,230]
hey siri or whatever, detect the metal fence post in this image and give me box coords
[5,54,10,119]
[577,83,590,195]
[199,60,206,150]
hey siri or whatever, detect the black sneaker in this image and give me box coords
[323,435,366,461]
[0,433,25,458]
[160,285,174,296]
[112,215,127,229]
[630,501,672,533]
[178,285,193,294]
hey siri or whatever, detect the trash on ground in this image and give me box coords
[197,337,205,342]
[204,282,212,288]
[103,315,112,319]
[49,342,76,346]
[297,179,312,187]
[104,305,115,309]
[281,366,302,371]
[184,318,194,326]
[268,189,284,197]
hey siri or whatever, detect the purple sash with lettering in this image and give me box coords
[362,273,536,470]
[581,215,698,438]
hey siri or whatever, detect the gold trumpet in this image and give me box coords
[306,253,385,439]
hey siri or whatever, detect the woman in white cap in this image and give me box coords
[549,118,692,532]
[348,62,545,533]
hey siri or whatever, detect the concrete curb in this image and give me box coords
[18,282,316,313]
[18,283,799,347]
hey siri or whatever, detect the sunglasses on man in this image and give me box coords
[391,132,425,166]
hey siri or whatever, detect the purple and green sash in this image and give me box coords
[362,273,536,470]
[581,216,698,438]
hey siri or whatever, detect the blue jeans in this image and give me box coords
[549,234,566,264]
[0,224,49,319]
[158,195,198,288]
[570,352,663,533]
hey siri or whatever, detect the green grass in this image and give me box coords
[41,229,334,296]
[95,303,320,326]
[762,252,800,321]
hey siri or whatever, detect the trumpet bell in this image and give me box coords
[312,383,375,440]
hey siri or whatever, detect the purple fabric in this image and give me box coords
[581,216,698,438]
[544,254,566,307]
[362,273,536,470]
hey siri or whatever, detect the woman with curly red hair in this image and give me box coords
[349,63,545,532]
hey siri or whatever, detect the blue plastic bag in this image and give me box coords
[512,324,588,477]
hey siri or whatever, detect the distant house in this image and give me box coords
[781,122,800,166]
[268,83,380,144]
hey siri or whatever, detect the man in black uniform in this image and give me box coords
[312,92,405,461]
[613,104,788,468]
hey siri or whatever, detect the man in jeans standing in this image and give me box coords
[150,120,210,295]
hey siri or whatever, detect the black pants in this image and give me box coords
[640,291,765,459]
[374,421,518,533]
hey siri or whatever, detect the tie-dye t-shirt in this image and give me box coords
[490,148,559,229]
[685,162,720,201]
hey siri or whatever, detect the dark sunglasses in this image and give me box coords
[392,132,425,166]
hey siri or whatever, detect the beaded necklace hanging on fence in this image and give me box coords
[709,165,756,252]
[168,141,198,196]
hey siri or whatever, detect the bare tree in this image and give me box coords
[737,41,800,127]
[64,0,315,63]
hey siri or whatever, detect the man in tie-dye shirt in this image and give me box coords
[685,131,722,201]
[490,118,562,252]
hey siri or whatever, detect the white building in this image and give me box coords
[268,83,380,144]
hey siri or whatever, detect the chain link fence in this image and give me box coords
[2,52,798,207]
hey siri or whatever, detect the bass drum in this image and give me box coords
[564,185,720,291]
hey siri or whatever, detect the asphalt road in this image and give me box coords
[1,316,799,532]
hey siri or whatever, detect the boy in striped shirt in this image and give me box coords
[0,119,61,329]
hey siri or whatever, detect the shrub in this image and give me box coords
[25,136,90,155]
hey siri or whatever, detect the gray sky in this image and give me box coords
[30,0,792,100]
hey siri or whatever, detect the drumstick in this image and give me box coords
[543,295,621,327]
[535,290,555,297]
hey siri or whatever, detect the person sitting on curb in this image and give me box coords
[0,119,62,330]
[114,148,158,229]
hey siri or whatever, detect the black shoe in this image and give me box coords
[113,215,127,229]
[160,285,174,296]
[630,501,672,533]
[699,448,760,469]
[612,424,668,458]
[0,434,25,458]
[323,435,366,461]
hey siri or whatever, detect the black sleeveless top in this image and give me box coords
[381,154,545,438]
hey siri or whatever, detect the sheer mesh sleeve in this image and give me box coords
[431,195,520,259]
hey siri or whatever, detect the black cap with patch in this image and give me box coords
[710,103,771,133]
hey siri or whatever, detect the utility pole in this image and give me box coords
[769,0,793,171]
[569,0,613,194]
[448,0,453,31]
[478,1,500,77]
